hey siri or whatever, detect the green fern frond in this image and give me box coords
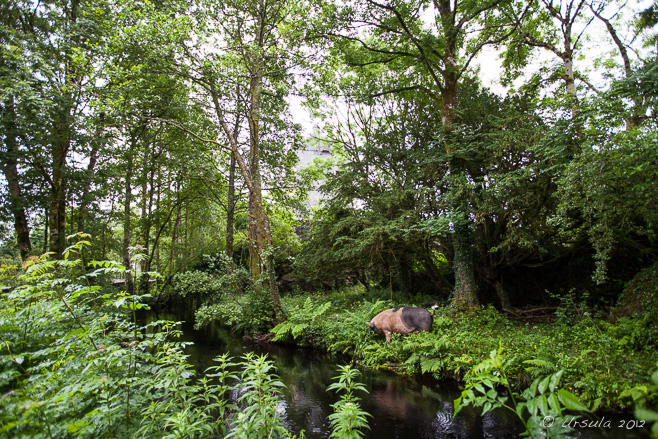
[420,357,444,374]
[523,357,557,377]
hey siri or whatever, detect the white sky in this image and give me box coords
[290,0,655,136]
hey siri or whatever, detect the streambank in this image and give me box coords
[265,291,658,417]
[146,303,652,439]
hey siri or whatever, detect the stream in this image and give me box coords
[145,309,650,439]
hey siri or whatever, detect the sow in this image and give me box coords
[367,307,436,343]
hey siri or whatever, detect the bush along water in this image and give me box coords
[0,236,367,439]
[270,287,658,414]
[169,252,278,337]
[454,346,590,438]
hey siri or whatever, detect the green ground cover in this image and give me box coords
[267,287,658,413]
[0,244,316,439]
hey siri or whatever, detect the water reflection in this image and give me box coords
[143,311,648,439]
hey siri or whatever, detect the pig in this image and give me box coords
[366,306,437,343]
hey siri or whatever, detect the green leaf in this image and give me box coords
[526,396,538,416]
[522,378,539,400]
[635,408,658,422]
[548,393,562,417]
[557,389,589,412]
[548,370,563,392]
[537,394,548,416]
[538,375,551,395]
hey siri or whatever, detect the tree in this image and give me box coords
[588,1,642,129]
[296,96,452,295]
[300,78,564,308]
[0,95,32,261]
[318,0,528,306]
[503,0,595,109]
[110,0,308,320]
[552,79,658,286]
[0,0,112,258]
[0,1,44,261]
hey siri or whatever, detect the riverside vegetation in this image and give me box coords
[269,288,658,413]
[2,240,657,439]
[0,238,371,439]
[184,258,658,437]
[181,251,657,414]
[3,0,658,437]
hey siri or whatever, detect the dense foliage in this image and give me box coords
[1,0,657,312]
[0,239,382,438]
[2,0,658,434]
[271,287,658,413]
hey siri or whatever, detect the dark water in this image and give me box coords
[145,310,650,439]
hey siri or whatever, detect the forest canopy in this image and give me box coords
[1,0,657,312]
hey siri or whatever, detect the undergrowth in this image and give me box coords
[0,236,309,439]
[271,287,658,412]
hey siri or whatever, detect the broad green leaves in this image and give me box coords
[454,347,590,439]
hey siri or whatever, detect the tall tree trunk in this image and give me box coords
[248,64,263,277]
[226,105,240,261]
[139,144,151,271]
[246,56,283,320]
[209,78,283,321]
[138,146,155,294]
[77,139,100,233]
[49,0,79,257]
[155,168,162,272]
[143,157,155,272]
[561,50,578,117]
[123,144,134,292]
[79,112,106,233]
[43,207,49,254]
[451,221,478,306]
[169,196,182,275]
[248,157,262,276]
[49,127,69,257]
[1,97,32,261]
[439,15,478,307]
[226,152,236,260]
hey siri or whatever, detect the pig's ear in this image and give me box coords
[366,321,373,327]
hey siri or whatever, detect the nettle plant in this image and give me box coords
[0,236,305,439]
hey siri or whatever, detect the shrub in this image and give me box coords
[195,285,276,336]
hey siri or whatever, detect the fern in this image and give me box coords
[420,357,444,374]
[311,301,332,319]
[272,321,310,341]
[523,357,558,378]
[619,385,650,404]
[272,298,331,341]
